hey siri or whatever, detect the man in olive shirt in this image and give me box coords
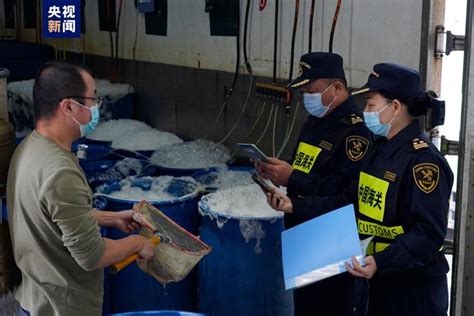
[7,61,154,316]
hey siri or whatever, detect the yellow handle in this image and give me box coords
[110,236,161,274]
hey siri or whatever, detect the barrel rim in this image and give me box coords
[83,137,113,145]
[97,189,200,205]
[95,177,201,205]
[198,196,283,221]
[191,166,255,178]
[152,163,231,174]
[191,166,255,188]
[105,311,207,316]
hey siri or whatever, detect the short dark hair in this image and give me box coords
[379,90,429,117]
[33,61,93,120]
[322,78,348,91]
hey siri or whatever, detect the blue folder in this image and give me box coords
[282,204,365,290]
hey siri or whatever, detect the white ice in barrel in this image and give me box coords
[95,79,134,102]
[200,183,285,253]
[7,79,134,137]
[87,119,153,141]
[7,80,35,136]
[111,129,183,151]
[7,78,133,115]
[114,158,144,176]
[195,167,254,190]
[7,79,34,104]
[96,176,198,202]
[90,158,144,182]
[239,219,265,254]
[150,139,231,169]
[203,184,284,219]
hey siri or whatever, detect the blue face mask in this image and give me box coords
[303,83,336,118]
[363,102,394,137]
[71,101,100,137]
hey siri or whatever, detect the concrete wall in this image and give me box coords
[6,0,431,159]
[66,52,307,158]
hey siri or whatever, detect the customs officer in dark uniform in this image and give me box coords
[257,52,372,316]
[267,63,453,316]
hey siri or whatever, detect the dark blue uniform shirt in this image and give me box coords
[286,96,371,228]
[291,119,454,279]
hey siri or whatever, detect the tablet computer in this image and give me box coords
[251,173,276,195]
[238,143,270,162]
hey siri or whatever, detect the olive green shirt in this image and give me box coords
[7,130,105,316]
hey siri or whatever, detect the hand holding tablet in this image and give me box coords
[238,143,270,163]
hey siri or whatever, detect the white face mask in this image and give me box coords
[303,83,336,118]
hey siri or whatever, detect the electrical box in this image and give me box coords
[138,0,155,13]
[23,0,37,29]
[206,0,239,37]
[145,0,167,36]
[98,0,117,32]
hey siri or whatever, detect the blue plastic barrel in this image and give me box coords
[112,148,156,160]
[80,159,157,190]
[72,141,156,162]
[106,311,206,316]
[154,165,217,177]
[15,137,25,145]
[191,166,254,189]
[83,138,112,146]
[96,178,201,314]
[80,159,116,178]
[198,197,294,316]
[0,40,54,81]
[102,93,135,120]
[72,142,113,161]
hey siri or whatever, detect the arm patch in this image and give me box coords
[346,136,369,161]
[413,163,439,193]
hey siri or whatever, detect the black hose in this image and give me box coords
[217,0,254,144]
[243,0,253,75]
[288,0,300,82]
[115,0,124,69]
[329,0,342,53]
[132,6,139,60]
[109,32,114,60]
[309,0,316,52]
[230,4,241,93]
[204,1,241,138]
[106,0,114,61]
[16,1,22,40]
[215,0,254,143]
[272,0,279,83]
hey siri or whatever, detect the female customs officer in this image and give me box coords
[266,63,454,316]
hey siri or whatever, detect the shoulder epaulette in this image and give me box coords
[342,113,363,125]
[412,137,429,150]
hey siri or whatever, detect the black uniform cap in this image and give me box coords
[352,63,424,98]
[287,52,347,90]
